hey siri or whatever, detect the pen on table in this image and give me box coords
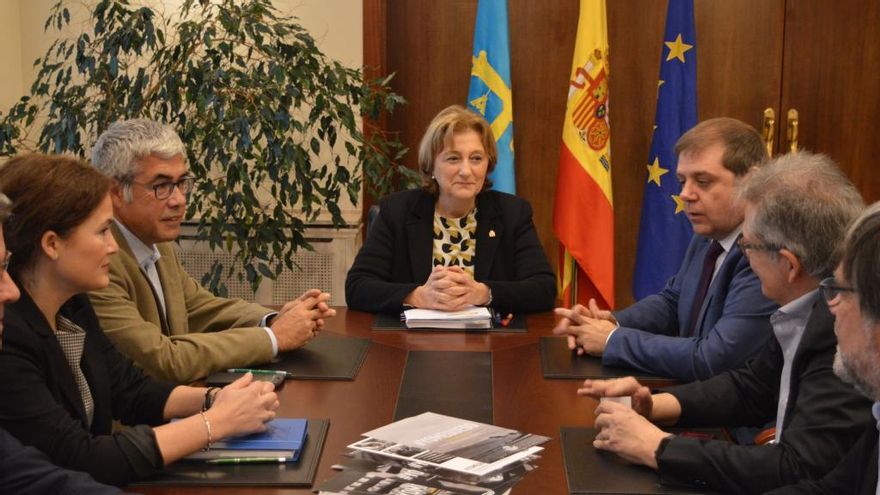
[227,368,294,378]
[206,457,291,465]
[500,313,513,327]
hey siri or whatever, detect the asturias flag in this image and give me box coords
[632,0,698,300]
[467,0,515,194]
[553,0,614,309]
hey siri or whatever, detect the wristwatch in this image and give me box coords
[202,387,220,412]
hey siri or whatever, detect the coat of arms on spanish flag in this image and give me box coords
[553,0,614,309]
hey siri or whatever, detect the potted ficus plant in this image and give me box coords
[0,0,417,293]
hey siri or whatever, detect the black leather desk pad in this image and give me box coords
[540,337,669,381]
[264,333,371,380]
[560,427,717,494]
[393,351,493,424]
[373,312,527,333]
[136,418,329,487]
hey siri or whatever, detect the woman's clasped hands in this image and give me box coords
[405,265,491,311]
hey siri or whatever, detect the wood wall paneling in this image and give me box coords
[364,0,878,310]
[606,0,667,308]
[506,0,577,292]
[694,0,784,130]
[781,0,880,203]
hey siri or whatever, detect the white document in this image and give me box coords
[403,307,493,329]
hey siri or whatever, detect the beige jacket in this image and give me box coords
[89,224,274,383]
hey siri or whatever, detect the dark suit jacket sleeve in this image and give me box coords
[604,242,775,381]
[0,295,176,486]
[480,196,556,314]
[345,192,422,313]
[764,425,878,495]
[0,427,123,494]
[90,313,177,428]
[656,302,873,494]
[611,238,690,337]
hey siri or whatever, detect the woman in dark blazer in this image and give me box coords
[0,154,279,486]
[346,105,555,315]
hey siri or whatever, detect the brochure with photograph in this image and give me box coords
[347,412,549,477]
[318,455,529,495]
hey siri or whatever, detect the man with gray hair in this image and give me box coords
[768,201,880,494]
[577,152,871,494]
[88,119,335,383]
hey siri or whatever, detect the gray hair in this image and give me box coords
[738,152,864,279]
[91,119,187,200]
[842,201,880,324]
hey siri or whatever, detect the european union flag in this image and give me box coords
[467,0,515,194]
[632,0,697,300]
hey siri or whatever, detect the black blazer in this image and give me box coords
[656,298,872,494]
[0,290,176,486]
[766,422,879,495]
[0,426,121,494]
[345,188,556,314]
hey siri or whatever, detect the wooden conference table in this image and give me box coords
[132,308,666,495]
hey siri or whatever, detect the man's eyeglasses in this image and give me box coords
[130,177,195,200]
[0,251,11,277]
[819,277,855,304]
[737,238,783,255]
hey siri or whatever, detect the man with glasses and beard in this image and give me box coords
[768,201,880,494]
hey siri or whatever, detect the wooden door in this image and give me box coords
[778,0,880,203]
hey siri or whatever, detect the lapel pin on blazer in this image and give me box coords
[489,230,496,238]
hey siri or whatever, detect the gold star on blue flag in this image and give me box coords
[633,0,697,300]
[467,0,515,194]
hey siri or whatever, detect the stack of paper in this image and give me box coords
[185,418,307,462]
[403,307,493,329]
[318,412,547,494]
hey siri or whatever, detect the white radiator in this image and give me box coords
[175,223,361,306]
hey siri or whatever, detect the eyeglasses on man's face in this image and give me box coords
[737,238,783,256]
[819,276,855,304]
[130,176,195,200]
[0,251,11,277]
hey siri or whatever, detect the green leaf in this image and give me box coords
[0,0,409,294]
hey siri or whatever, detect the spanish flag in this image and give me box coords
[553,0,614,309]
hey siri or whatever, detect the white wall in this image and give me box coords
[0,0,364,223]
[0,1,24,110]
[1,0,362,106]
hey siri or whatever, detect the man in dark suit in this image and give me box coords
[767,202,880,494]
[0,193,121,494]
[554,118,778,381]
[579,153,872,494]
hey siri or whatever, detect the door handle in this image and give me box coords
[762,108,775,156]
[786,109,799,153]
